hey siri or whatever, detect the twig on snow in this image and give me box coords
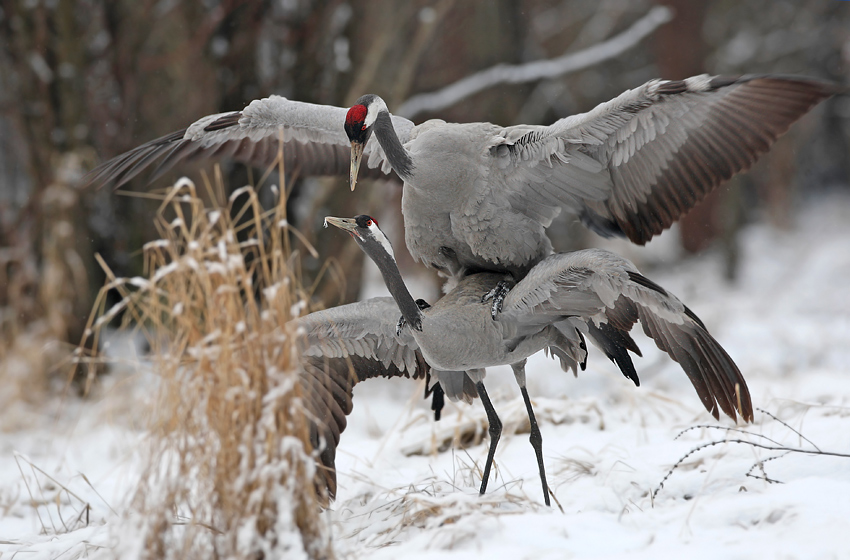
[653,440,850,501]
[756,407,821,452]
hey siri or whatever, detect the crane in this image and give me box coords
[295,271,587,506]
[319,213,752,504]
[87,75,838,285]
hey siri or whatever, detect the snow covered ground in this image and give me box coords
[3,193,850,558]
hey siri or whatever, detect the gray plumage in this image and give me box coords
[87,74,837,281]
[499,249,752,422]
[328,215,752,422]
[317,214,752,504]
[322,217,589,378]
[293,276,581,505]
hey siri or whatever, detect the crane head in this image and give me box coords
[344,94,385,191]
[324,214,395,261]
[326,214,421,334]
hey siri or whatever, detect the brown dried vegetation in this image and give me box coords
[81,169,332,558]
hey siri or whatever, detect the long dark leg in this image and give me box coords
[512,360,550,506]
[424,373,445,421]
[475,380,502,495]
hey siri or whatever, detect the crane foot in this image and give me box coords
[481,280,512,319]
[396,299,431,336]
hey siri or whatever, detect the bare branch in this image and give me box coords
[653,439,850,501]
[396,5,673,119]
[757,407,821,452]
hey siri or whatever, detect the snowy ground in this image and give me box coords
[3,193,850,558]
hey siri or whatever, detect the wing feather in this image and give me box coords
[87,96,415,188]
[493,74,836,243]
[293,297,428,500]
[501,249,753,422]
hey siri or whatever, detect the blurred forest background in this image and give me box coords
[1,0,848,398]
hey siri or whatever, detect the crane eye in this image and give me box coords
[365,219,373,227]
[361,124,367,131]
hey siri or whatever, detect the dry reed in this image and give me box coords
[81,171,332,559]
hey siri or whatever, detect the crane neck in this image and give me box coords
[367,241,423,331]
[374,111,414,180]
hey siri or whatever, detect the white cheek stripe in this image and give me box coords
[364,98,387,127]
[369,222,395,259]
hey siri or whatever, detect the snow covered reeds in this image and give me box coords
[83,174,332,559]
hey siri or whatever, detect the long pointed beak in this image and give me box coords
[324,216,358,235]
[349,141,364,191]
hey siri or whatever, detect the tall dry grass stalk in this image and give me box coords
[82,171,332,559]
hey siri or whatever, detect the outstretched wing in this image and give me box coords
[86,96,415,188]
[493,74,837,244]
[293,297,428,500]
[502,249,753,423]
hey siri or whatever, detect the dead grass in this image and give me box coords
[81,169,332,559]
[13,452,102,536]
[401,396,606,457]
[337,477,535,552]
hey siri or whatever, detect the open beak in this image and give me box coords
[324,216,359,236]
[349,141,364,191]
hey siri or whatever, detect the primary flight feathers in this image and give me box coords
[88,74,837,281]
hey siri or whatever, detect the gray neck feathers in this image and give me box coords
[374,111,414,180]
[366,241,423,330]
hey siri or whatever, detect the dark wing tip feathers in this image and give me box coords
[626,271,668,297]
[655,79,690,95]
[579,209,626,239]
[621,269,752,422]
[710,74,847,96]
[203,111,242,132]
[301,351,429,501]
[616,74,838,245]
[637,307,753,423]
[682,304,707,330]
[83,128,192,189]
[85,111,242,189]
[589,322,641,386]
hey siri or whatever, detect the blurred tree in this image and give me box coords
[0,0,270,387]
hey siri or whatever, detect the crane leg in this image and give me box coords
[520,386,550,506]
[424,371,445,421]
[512,360,550,506]
[475,381,502,496]
[430,384,445,421]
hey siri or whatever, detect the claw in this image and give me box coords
[398,300,431,336]
[481,280,512,320]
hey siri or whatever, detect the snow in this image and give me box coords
[3,194,850,558]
